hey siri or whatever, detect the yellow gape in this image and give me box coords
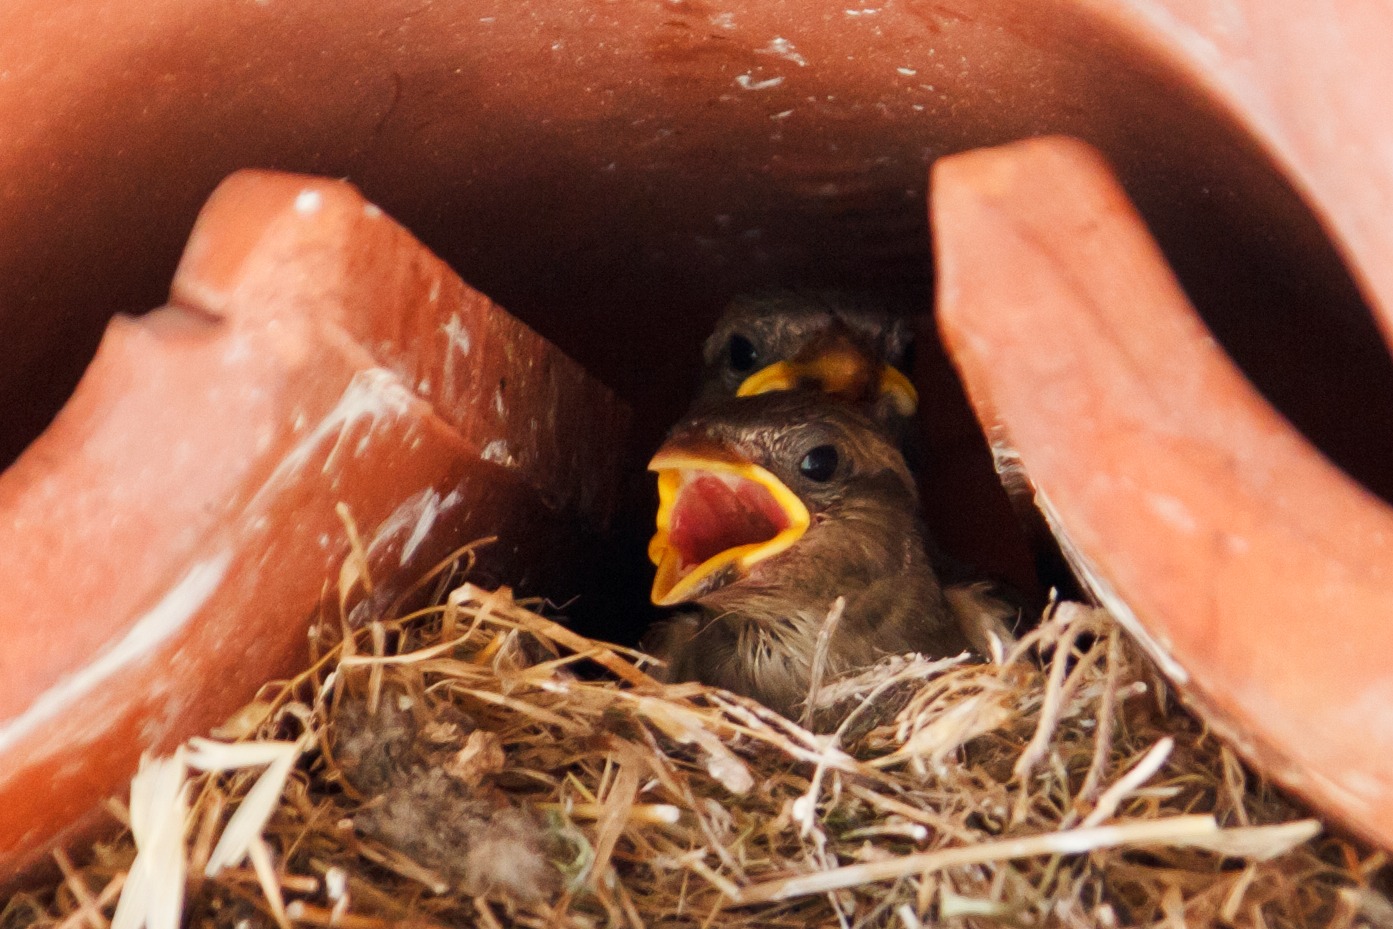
[647,447,810,607]
[736,352,919,416]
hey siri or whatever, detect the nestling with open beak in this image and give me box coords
[695,290,920,431]
[694,290,1024,651]
[644,391,970,720]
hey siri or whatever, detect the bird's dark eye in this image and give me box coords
[898,337,917,378]
[728,334,759,373]
[799,445,839,482]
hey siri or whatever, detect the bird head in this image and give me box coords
[698,290,919,417]
[648,391,919,606]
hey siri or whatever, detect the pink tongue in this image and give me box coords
[669,475,788,569]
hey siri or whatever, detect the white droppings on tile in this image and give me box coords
[758,37,807,66]
[736,74,785,91]
[293,190,323,215]
[481,439,518,468]
[365,486,462,566]
[441,315,471,356]
[245,369,415,511]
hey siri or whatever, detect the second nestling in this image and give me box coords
[692,289,920,440]
[643,291,1019,726]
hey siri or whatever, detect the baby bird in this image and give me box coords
[694,290,1022,653]
[644,391,970,720]
[694,290,919,432]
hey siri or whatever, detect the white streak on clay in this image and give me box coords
[757,37,808,66]
[256,369,415,508]
[736,74,785,91]
[440,314,472,402]
[368,486,466,567]
[481,439,517,467]
[0,552,233,756]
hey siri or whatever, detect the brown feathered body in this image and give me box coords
[647,392,969,719]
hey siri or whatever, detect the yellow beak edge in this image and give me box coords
[648,450,810,606]
[736,357,919,416]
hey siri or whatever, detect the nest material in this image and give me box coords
[5,547,1390,929]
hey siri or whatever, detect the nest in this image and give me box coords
[5,543,1390,929]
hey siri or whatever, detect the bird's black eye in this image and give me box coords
[898,337,917,378]
[799,444,839,482]
[728,334,759,373]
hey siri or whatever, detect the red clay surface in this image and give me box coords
[0,171,628,880]
[935,135,1393,850]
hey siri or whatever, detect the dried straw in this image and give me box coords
[4,547,1387,929]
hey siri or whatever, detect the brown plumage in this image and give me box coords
[644,391,969,720]
[689,290,1022,654]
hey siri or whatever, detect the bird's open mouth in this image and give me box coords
[648,445,810,606]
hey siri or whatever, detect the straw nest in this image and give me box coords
[5,542,1390,929]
